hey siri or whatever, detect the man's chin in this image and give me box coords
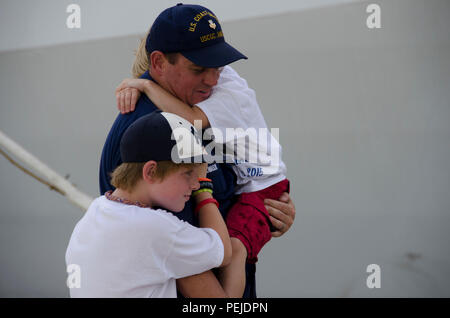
[193,92,211,104]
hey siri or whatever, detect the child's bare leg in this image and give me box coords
[217,237,247,298]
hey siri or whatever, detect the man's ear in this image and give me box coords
[150,51,166,76]
[142,161,158,183]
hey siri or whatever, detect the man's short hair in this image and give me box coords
[163,52,179,65]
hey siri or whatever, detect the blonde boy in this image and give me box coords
[65,111,231,297]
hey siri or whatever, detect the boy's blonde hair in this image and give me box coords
[110,161,201,192]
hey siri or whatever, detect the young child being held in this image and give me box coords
[65,111,233,297]
[115,65,290,297]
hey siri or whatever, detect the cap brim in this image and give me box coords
[181,41,247,68]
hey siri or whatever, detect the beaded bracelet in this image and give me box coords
[195,198,219,215]
[192,177,213,197]
[193,188,213,196]
[199,181,214,191]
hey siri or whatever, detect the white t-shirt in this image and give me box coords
[197,66,287,194]
[65,196,224,298]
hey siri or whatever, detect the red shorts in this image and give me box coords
[226,179,290,264]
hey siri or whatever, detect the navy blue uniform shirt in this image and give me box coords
[98,70,257,297]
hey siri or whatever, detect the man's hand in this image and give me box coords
[265,192,295,237]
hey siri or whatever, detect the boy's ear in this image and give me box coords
[142,161,158,183]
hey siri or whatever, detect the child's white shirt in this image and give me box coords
[196,66,287,194]
[65,196,224,298]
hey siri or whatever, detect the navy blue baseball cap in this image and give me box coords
[120,111,206,164]
[145,3,247,68]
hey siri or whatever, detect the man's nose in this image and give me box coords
[203,68,220,87]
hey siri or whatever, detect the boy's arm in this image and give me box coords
[174,165,234,298]
[194,191,232,267]
[115,79,210,128]
[176,270,228,298]
[175,189,236,297]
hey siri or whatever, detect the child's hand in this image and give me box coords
[115,78,149,114]
[116,87,140,114]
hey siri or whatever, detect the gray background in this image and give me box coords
[1,0,449,297]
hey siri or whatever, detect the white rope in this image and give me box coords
[0,129,93,211]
